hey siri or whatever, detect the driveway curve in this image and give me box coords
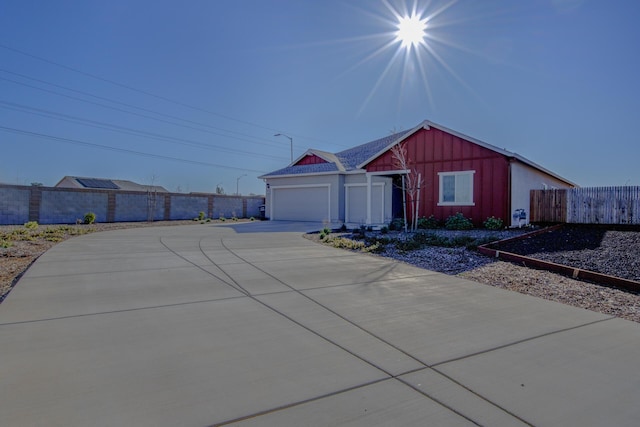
[1,221,639,426]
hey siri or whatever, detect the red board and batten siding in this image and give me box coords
[365,127,511,226]
[296,154,327,165]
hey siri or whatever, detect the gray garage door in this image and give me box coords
[271,185,330,221]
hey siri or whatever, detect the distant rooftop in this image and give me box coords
[55,176,169,192]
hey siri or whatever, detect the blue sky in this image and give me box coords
[1,0,638,195]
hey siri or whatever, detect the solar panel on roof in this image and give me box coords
[76,178,119,189]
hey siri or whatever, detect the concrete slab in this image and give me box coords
[301,273,610,365]
[0,298,387,427]
[436,317,640,426]
[399,369,529,426]
[0,266,244,322]
[256,291,425,376]
[255,256,432,290]
[1,221,639,426]
[22,252,192,278]
[231,379,475,426]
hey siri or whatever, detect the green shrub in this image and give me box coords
[322,227,331,235]
[0,239,12,248]
[483,216,504,230]
[83,212,96,224]
[250,217,255,221]
[417,215,440,229]
[445,212,473,230]
[24,221,39,230]
[389,218,404,231]
[380,226,389,234]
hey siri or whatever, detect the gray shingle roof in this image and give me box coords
[260,128,411,178]
[335,129,411,170]
[260,162,340,177]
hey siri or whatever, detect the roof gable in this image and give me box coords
[296,154,328,166]
[358,120,576,186]
[260,119,575,186]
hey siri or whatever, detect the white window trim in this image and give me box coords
[437,170,476,206]
[344,182,385,224]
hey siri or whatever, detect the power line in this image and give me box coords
[0,69,287,150]
[0,44,279,133]
[0,125,268,174]
[0,43,337,147]
[0,76,293,152]
[0,100,288,161]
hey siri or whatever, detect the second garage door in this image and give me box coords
[271,185,330,221]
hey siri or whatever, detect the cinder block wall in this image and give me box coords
[0,184,264,225]
[170,195,209,220]
[0,187,30,225]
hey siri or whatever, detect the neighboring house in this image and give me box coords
[55,176,169,193]
[259,120,577,227]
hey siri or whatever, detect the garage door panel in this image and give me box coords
[346,185,384,224]
[272,187,329,221]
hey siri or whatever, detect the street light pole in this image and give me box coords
[236,174,247,195]
[274,133,293,163]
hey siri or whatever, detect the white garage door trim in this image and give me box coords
[345,183,385,224]
[270,184,331,221]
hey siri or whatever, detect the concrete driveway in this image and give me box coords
[1,221,639,426]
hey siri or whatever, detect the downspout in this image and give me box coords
[366,173,372,225]
[402,174,407,233]
[507,159,513,227]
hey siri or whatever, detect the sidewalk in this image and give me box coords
[1,222,638,426]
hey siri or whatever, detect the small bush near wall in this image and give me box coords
[445,213,474,230]
[483,216,504,230]
[84,212,96,224]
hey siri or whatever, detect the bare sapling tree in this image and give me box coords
[391,143,423,232]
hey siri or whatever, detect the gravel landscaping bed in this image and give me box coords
[491,225,640,282]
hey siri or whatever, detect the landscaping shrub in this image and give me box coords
[24,221,39,230]
[198,211,206,221]
[445,212,473,230]
[483,216,504,230]
[83,212,96,224]
[389,218,404,231]
[417,215,440,229]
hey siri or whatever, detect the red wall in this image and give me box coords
[296,154,327,165]
[366,127,510,225]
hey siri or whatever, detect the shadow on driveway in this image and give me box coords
[216,220,338,234]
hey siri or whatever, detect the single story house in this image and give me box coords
[259,120,576,227]
[55,176,169,193]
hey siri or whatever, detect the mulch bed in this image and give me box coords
[492,225,640,282]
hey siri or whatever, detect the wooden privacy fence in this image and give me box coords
[531,186,640,225]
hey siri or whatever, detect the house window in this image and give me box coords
[438,171,475,206]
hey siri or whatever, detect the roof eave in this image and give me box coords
[259,170,343,179]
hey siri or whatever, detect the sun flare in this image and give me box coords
[395,14,427,48]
